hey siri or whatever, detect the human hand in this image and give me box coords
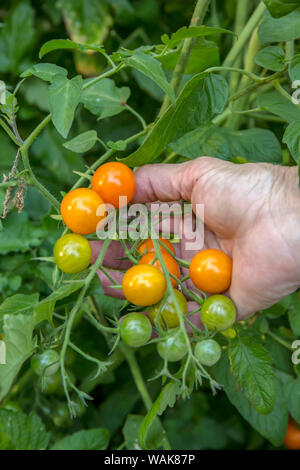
[91,157,300,320]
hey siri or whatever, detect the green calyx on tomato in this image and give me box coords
[54,233,92,274]
[31,349,60,377]
[194,339,221,367]
[148,289,187,329]
[201,295,236,331]
[157,329,188,362]
[120,313,152,348]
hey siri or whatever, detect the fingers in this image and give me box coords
[90,240,132,270]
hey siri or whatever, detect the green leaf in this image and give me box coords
[81,78,130,119]
[288,292,300,335]
[0,212,46,255]
[122,52,175,104]
[39,281,85,305]
[56,0,112,45]
[263,0,300,18]
[257,91,300,122]
[51,427,110,450]
[229,330,275,414]
[261,296,292,319]
[259,10,300,43]
[39,39,82,59]
[0,294,39,327]
[283,120,300,163]
[32,126,86,185]
[0,314,35,400]
[21,63,68,82]
[122,415,143,450]
[254,46,286,71]
[289,54,300,81]
[121,73,228,167]
[107,140,127,151]
[0,2,35,74]
[161,25,234,48]
[138,381,180,450]
[158,39,220,74]
[0,410,50,450]
[170,126,281,163]
[285,377,300,423]
[63,130,98,153]
[49,74,82,138]
[213,353,288,446]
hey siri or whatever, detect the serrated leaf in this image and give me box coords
[0,293,39,325]
[49,74,82,138]
[21,63,68,82]
[254,46,286,71]
[122,415,143,450]
[213,352,288,446]
[0,410,50,450]
[289,54,300,81]
[122,52,175,104]
[51,427,110,450]
[81,78,130,119]
[161,25,234,48]
[138,381,180,449]
[285,377,300,423]
[229,330,275,414]
[120,73,228,167]
[0,212,46,255]
[63,130,98,153]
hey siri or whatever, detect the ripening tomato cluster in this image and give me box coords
[120,239,236,366]
[54,162,136,274]
[52,159,237,369]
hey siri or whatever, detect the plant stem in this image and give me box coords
[268,331,292,350]
[223,2,266,68]
[229,0,250,93]
[0,117,21,146]
[125,104,147,130]
[21,147,60,212]
[159,0,211,116]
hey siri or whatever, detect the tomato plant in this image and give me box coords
[0,0,299,453]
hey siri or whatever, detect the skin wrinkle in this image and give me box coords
[91,157,300,322]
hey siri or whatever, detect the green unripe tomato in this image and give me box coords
[120,313,152,348]
[194,339,221,367]
[148,289,187,329]
[52,403,71,427]
[54,234,92,274]
[157,329,188,362]
[31,350,60,377]
[38,370,61,394]
[201,295,236,331]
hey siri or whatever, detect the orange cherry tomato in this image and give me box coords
[92,162,136,209]
[122,264,166,306]
[284,419,300,450]
[61,188,106,235]
[189,248,232,294]
[138,252,180,287]
[137,237,176,256]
